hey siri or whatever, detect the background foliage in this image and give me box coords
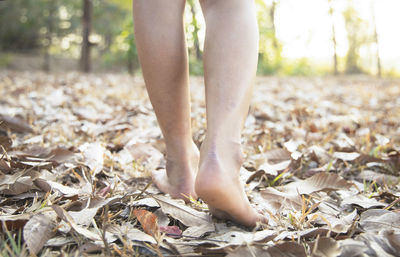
[0,0,395,76]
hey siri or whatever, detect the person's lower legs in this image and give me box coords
[133,0,199,201]
[195,0,266,226]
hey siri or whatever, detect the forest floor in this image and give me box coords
[0,71,399,257]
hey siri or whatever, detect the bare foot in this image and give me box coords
[195,142,267,227]
[152,142,199,202]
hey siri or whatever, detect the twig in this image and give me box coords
[385,197,400,210]
[133,180,153,201]
[100,205,111,256]
[0,145,8,161]
[162,234,228,243]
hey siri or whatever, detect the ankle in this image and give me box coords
[165,140,199,161]
[200,138,244,170]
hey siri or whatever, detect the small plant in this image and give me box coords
[0,228,28,257]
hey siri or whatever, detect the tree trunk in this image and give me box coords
[371,0,382,77]
[188,0,202,60]
[43,0,56,72]
[328,0,338,75]
[270,0,278,51]
[269,0,281,67]
[80,0,92,73]
[127,58,134,75]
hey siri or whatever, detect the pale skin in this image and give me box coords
[133,0,266,227]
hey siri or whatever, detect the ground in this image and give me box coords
[0,71,399,256]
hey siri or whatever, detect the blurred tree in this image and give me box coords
[187,0,202,61]
[98,0,138,74]
[94,0,128,55]
[371,0,382,77]
[80,0,93,72]
[0,0,137,72]
[256,0,282,75]
[343,4,369,74]
[328,0,338,75]
[43,0,57,71]
[0,0,44,50]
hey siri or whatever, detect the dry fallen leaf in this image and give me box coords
[23,212,57,255]
[0,135,12,151]
[310,236,341,257]
[79,142,104,175]
[182,223,215,237]
[0,114,33,133]
[132,209,160,239]
[0,212,31,231]
[152,195,212,227]
[34,178,82,196]
[0,171,34,195]
[279,172,355,195]
[362,230,400,256]
[159,225,182,238]
[265,241,307,257]
[51,205,102,241]
[1,73,399,256]
[359,209,400,232]
[333,152,360,161]
[118,222,157,244]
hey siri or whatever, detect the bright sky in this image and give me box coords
[274,0,400,71]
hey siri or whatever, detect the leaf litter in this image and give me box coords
[0,72,399,256]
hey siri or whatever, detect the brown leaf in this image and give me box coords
[34,178,81,196]
[51,205,102,241]
[313,209,358,234]
[274,227,331,241]
[0,213,31,231]
[0,171,33,195]
[0,159,13,173]
[258,187,303,213]
[124,143,164,171]
[341,193,386,209]
[132,209,160,238]
[362,230,400,256]
[310,236,341,257]
[333,152,360,161]
[338,238,370,256]
[0,114,33,133]
[182,223,215,237]
[279,172,355,195]
[160,225,182,238]
[152,195,212,227]
[225,246,267,257]
[265,241,307,257]
[262,148,292,164]
[23,212,57,255]
[0,135,12,151]
[360,209,400,232]
[11,146,74,164]
[357,169,400,185]
[121,222,157,244]
[79,142,104,175]
[209,230,276,248]
[68,208,99,226]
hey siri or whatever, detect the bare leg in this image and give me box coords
[195,0,266,226]
[133,0,199,201]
